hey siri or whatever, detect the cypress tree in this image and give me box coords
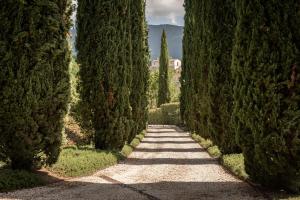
[157,30,171,107]
[181,0,210,139]
[129,0,149,142]
[232,0,300,191]
[0,0,72,169]
[206,0,240,153]
[180,0,196,130]
[76,0,132,150]
[190,0,210,138]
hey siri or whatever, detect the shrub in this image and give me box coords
[207,146,222,158]
[222,154,248,180]
[0,170,45,192]
[148,103,180,125]
[191,134,213,149]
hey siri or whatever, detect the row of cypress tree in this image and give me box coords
[0,0,149,169]
[76,0,149,150]
[181,0,300,192]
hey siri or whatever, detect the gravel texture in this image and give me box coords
[0,125,266,200]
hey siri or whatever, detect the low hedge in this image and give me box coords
[148,102,180,125]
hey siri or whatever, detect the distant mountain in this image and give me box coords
[148,24,183,60]
[70,24,184,60]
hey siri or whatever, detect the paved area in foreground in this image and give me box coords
[0,125,266,200]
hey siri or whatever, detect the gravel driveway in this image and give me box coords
[0,125,266,200]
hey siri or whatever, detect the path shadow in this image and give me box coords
[125,158,218,165]
[141,141,195,144]
[134,148,205,153]
[146,131,178,133]
[0,180,265,200]
[144,136,190,139]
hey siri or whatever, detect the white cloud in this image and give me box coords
[71,0,184,26]
[146,0,184,25]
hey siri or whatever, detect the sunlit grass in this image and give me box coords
[221,154,248,180]
[47,148,121,178]
[0,132,145,192]
[48,132,145,178]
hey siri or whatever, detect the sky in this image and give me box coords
[72,0,185,26]
[146,0,185,26]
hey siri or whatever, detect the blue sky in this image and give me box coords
[146,0,184,26]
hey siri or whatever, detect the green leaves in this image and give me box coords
[0,0,72,169]
[158,30,171,107]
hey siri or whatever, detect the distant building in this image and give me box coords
[150,59,160,70]
[150,58,182,71]
[169,59,182,70]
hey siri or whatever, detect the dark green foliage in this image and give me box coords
[0,169,46,192]
[0,0,72,169]
[232,0,300,192]
[180,0,210,138]
[206,0,240,154]
[129,0,150,142]
[157,30,171,107]
[76,0,132,150]
[149,70,159,109]
[148,102,180,125]
[180,0,195,130]
[193,0,210,139]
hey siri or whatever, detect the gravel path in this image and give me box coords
[0,125,266,200]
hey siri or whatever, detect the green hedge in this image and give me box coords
[0,170,46,192]
[148,103,180,125]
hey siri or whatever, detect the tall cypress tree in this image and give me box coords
[157,30,171,107]
[206,0,240,153]
[189,0,210,138]
[181,0,210,138]
[76,0,132,150]
[129,0,149,142]
[0,0,72,169]
[180,0,196,130]
[232,0,300,191]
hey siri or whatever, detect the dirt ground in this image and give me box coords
[0,125,266,200]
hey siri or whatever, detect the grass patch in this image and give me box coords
[0,132,145,192]
[0,169,46,192]
[48,131,145,178]
[221,154,248,180]
[47,148,121,178]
